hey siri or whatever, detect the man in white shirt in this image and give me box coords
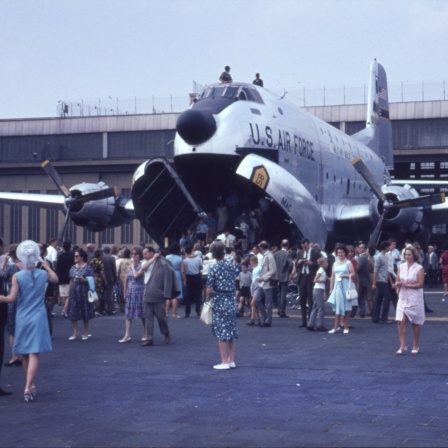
[216,230,236,248]
[46,238,59,316]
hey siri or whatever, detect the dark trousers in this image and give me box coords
[352,283,368,317]
[277,281,289,316]
[145,302,169,340]
[372,281,391,323]
[427,268,437,287]
[103,283,115,315]
[299,274,314,325]
[0,303,7,383]
[255,287,274,325]
[185,274,202,317]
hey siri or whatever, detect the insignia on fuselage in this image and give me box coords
[250,165,270,190]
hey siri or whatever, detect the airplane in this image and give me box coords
[0,60,446,249]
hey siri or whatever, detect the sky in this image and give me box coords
[1,0,448,119]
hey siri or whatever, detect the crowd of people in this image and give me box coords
[0,228,445,400]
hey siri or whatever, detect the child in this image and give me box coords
[237,263,252,317]
[307,257,329,332]
[247,256,261,326]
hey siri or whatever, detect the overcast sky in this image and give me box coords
[1,0,447,119]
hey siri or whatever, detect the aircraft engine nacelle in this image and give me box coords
[68,182,120,232]
[371,184,424,234]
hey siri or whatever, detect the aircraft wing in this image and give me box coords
[0,192,66,209]
[391,180,448,211]
[335,201,372,221]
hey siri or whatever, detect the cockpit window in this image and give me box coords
[197,84,264,104]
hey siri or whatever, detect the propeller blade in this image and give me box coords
[57,209,72,246]
[393,193,446,210]
[352,157,387,202]
[368,210,387,247]
[68,187,118,206]
[41,160,71,198]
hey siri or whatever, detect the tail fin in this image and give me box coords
[352,60,393,169]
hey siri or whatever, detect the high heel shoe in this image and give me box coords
[4,358,22,367]
[118,337,131,343]
[24,390,33,403]
[396,347,407,355]
[30,386,37,399]
[411,347,419,354]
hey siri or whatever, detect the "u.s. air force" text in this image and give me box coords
[249,123,315,161]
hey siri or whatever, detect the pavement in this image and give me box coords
[1,287,448,447]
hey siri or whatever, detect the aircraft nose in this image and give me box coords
[176,109,217,145]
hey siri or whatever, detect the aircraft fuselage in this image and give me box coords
[173,82,389,246]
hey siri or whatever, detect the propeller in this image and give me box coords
[41,160,117,244]
[352,157,445,247]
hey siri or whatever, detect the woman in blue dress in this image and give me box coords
[118,246,147,343]
[327,243,356,334]
[165,242,183,318]
[0,240,58,402]
[206,242,238,370]
[68,248,95,340]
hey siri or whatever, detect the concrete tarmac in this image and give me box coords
[1,288,447,447]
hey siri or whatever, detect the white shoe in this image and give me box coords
[343,329,349,334]
[213,363,230,370]
[328,328,340,334]
[118,337,131,343]
[68,335,78,341]
[228,362,236,369]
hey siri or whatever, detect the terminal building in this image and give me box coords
[0,99,447,248]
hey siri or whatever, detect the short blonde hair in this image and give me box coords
[404,246,420,263]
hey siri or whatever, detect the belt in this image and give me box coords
[215,290,233,293]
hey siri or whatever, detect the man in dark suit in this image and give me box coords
[294,238,321,328]
[102,246,118,315]
[274,239,293,318]
[425,246,439,287]
[353,243,369,317]
[139,247,179,346]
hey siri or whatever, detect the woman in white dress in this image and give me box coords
[393,246,425,355]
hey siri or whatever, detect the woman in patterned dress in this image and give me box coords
[68,248,95,340]
[206,242,238,370]
[118,246,146,343]
[89,249,106,316]
[393,246,425,355]
[116,248,132,312]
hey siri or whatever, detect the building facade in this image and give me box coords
[0,100,447,248]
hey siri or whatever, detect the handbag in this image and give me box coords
[88,290,99,303]
[200,299,212,325]
[346,277,358,301]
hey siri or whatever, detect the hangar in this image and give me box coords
[0,99,447,248]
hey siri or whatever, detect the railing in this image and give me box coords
[58,80,448,117]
